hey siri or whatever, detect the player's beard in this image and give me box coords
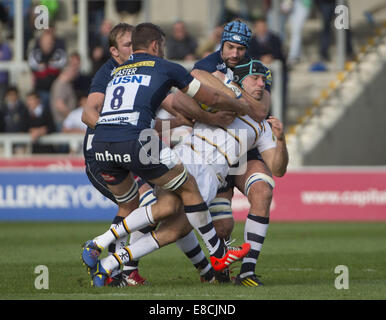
[224,56,242,68]
[256,91,263,101]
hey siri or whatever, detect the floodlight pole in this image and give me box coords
[271,0,281,35]
[269,0,284,121]
[143,0,152,22]
[78,0,90,73]
[14,0,24,64]
[336,0,347,71]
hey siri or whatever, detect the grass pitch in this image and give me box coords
[0,221,385,300]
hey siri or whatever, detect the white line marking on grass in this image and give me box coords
[46,292,255,299]
[266,267,315,272]
[288,268,314,271]
[270,267,379,273]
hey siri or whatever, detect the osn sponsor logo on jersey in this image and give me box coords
[107,74,149,87]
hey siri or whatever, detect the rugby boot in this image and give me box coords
[234,273,264,287]
[210,242,251,272]
[81,240,102,269]
[214,267,231,283]
[200,267,216,283]
[108,269,148,287]
[91,261,111,287]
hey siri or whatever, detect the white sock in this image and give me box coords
[122,230,145,272]
[101,232,159,273]
[108,219,128,256]
[115,235,129,252]
[94,205,154,249]
[129,231,159,260]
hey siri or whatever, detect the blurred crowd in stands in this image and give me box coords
[0,0,357,154]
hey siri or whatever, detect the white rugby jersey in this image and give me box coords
[180,116,277,168]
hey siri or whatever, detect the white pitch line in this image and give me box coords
[33,292,255,299]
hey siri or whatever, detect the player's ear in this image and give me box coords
[110,46,118,58]
[150,40,159,54]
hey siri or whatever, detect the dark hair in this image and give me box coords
[5,86,19,95]
[26,91,40,99]
[108,23,135,48]
[132,23,165,51]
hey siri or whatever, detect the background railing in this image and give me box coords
[0,133,84,157]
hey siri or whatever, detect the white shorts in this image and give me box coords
[174,145,223,205]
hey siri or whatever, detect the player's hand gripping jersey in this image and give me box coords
[94,53,194,142]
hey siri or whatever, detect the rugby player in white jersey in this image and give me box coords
[212,58,288,287]
[89,59,286,284]
[186,20,286,286]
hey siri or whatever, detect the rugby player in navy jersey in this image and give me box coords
[83,23,217,287]
[185,19,279,286]
[83,23,148,286]
[81,23,256,286]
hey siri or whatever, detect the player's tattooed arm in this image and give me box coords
[190,69,236,98]
[181,79,251,119]
[172,90,236,127]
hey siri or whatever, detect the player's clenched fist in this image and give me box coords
[267,116,285,141]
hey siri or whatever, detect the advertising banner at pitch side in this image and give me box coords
[232,168,386,221]
[1,158,386,221]
[0,158,116,220]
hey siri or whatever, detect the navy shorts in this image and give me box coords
[92,138,179,185]
[217,148,264,193]
[86,161,117,204]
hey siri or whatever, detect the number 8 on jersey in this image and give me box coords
[98,75,151,125]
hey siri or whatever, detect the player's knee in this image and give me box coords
[213,218,234,240]
[247,182,272,218]
[248,184,272,218]
[245,173,274,203]
[249,182,273,203]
